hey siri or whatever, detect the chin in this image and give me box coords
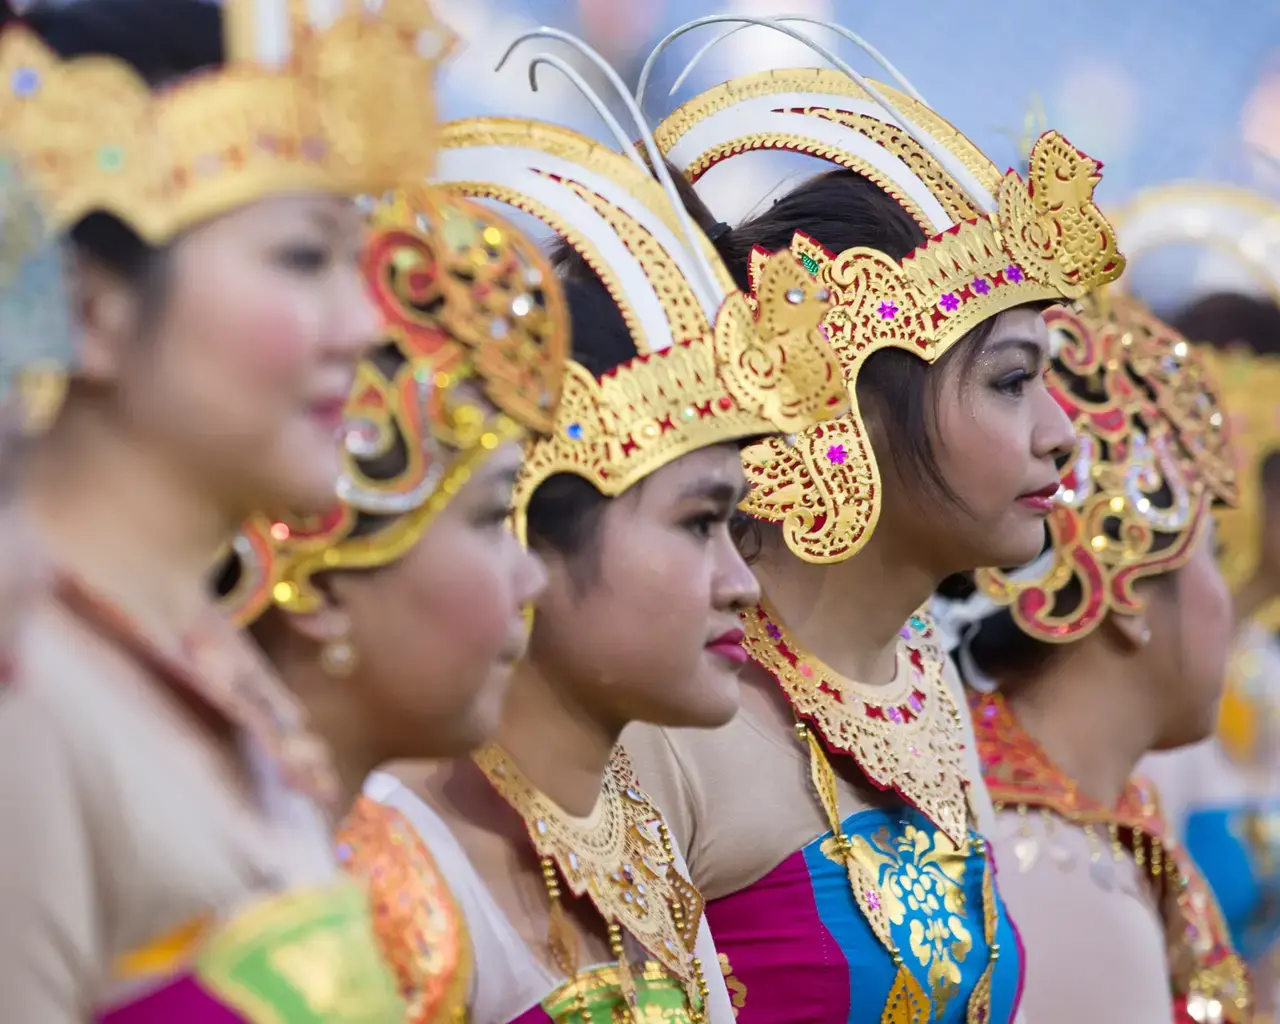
[665,662,742,730]
[983,521,1050,572]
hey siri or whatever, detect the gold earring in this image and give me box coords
[321,637,357,677]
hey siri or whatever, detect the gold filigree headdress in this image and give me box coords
[639,17,1125,563]
[973,293,1239,642]
[219,189,570,624]
[432,29,848,542]
[0,151,76,435]
[1114,186,1280,624]
[0,0,452,243]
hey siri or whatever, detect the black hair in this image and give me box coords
[1171,292,1280,357]
[524,164,725,567]
[16,0,224,291]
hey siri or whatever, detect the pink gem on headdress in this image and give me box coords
[865,889,881,910]
[877,301,898,320]
[799,664,814,678]
[887,706,904,724]
[766,622,782,640]
[972,277,991,296]
[1006,265,1024,283]
[939,293,959,312]
[827,444,847,465]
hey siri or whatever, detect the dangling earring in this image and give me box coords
[1138,626,1152,646]
[321,636,357,677]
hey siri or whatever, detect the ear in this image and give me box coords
[1108,610,1153,652]
[71,253,141,382]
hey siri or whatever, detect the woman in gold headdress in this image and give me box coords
[617,18,1118,1023]
[933,293,1250,1023]
[216,185,565,1024]
[0,0,448,1018]
[1119,184,1280,1016]
[357,29,849,1024]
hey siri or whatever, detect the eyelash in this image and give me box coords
[993,370,1035,397]
[684,509,730,539]
[275,243,331,274]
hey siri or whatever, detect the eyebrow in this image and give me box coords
[984,335,1047,362]
[677,479,750,507]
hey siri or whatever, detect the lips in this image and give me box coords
[1017,482,1061,514]
[307,396,347,434]
[706,626,748,665]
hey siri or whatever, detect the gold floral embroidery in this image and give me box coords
[718,953,747,1016]
[848,824,974,1017]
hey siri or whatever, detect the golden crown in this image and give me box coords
[0,152,75,434]
[218,189,569,623]
[974,293,1239,642]
[0,0,452,243]
[431,117,847,540]
[652,66,1124,563]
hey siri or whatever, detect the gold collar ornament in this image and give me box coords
[1114,186,1280,630]
[218,189,570,623]
[639,17,1126,563]
[474,744,710,1020]
[974,293,1239,641]
[741,601,972,845]
[430,29,848,541]
[0,0,452,244]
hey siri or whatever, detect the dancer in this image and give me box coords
[0,0,448,1019]
[369,30,849,1024]
[216,185,566,1024]
[621,19,1123,1023]
[933,293,1250,1023]
[1121,183,1280,1014]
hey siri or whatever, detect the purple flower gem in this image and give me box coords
[1006,265,1024,283]
[939,293,959,312]
[766,622,782,640]
[827,443,847,465]
[865,889,881,910]
[11,67,39,99]
[908,692,924,713]
[972,277,991,296]
[887,705,904,725]
[877,301,898,320]
[899,626,912,640]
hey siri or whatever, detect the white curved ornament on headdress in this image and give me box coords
[1113,185,1280,306]
[434,28,739,355]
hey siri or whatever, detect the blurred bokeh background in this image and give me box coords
[433,0,1280,202]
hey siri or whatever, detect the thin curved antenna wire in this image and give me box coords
[657,17,927,106]
[496,27,727,302]
[633,15,994,214]
[519,54,646,169]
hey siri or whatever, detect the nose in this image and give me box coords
[515,540,548,609]
[714,533,761,613]
[327,264,382,363]
[1034,384,1077,466]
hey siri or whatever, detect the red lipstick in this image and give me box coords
[706,626,748,665]
[1017,483,1060,515]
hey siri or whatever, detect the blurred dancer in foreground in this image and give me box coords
[934,293,1250,1023]
[623,19,1119,1023]
[0,0,447,1018]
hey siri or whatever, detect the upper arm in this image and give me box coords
[0,685,100,1022]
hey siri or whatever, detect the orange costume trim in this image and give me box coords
[336,797,472,1024]
[971,691,1253,1023]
